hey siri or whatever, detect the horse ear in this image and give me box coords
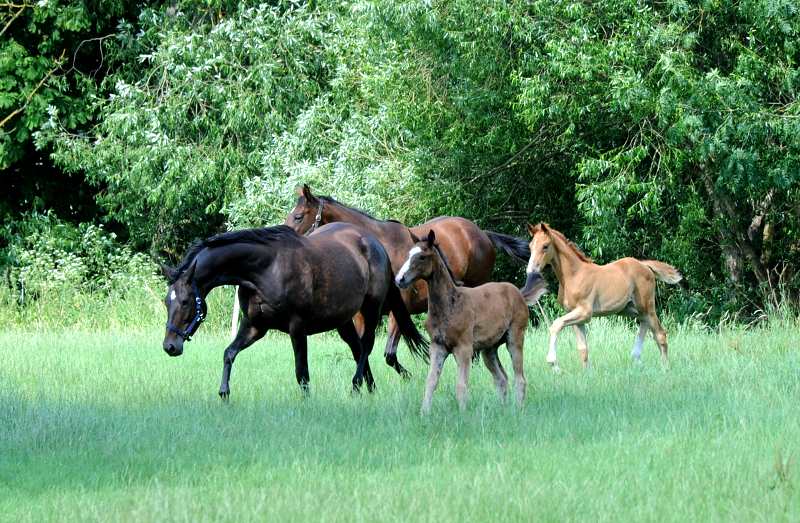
[408,229,420,243]
[427,229,436,247]
[182,260,197,282]
[526,222,537,236]
[302,184,318,207]
[296,185,304,197]
[540,222,550,234]
[159,262,173,281]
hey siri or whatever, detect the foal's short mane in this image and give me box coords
[550,228,594,264]
[419,235,463,287]
[167,226,301,283]
[302,194,402,224]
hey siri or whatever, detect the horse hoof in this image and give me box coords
[550,364,563,375]
[400,368,412,381]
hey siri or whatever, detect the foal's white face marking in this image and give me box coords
[170,289,177,302]
[526,239,538,274]
[397,246,423,281]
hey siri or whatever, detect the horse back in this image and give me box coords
[460,282,528,351]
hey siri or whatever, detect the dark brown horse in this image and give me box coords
[396,230,530,414]
[160,224,426,398]
[284,185,533,378]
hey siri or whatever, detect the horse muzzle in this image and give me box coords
[395,276,411,289]
[163,341,184,357]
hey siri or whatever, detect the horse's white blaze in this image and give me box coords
[397,246,422,281]
[170,289,176,301]
[526,239,538,274]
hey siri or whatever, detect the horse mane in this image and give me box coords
[302,195,402,224]
[420,234,463,287]
[549,227,594,264]
[167,226,301,284]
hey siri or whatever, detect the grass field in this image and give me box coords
[1,319,799,522]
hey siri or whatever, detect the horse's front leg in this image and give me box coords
[337,321,375,394]
[453,345,473,413]
[289,318,310,397]
[421,345,447,416]
[219,316,266,401]
[548,308,591,374]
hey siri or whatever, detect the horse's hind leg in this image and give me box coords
[337,321,375,393]
[219,316,266,401]
[631,322,648,367]
[353,309,381,393]
[384,313,411,379]
[644,312,669,366]
[481,348,509,403]
[506,322,527,407]
[421,345,447,416]
[573,324,589,371]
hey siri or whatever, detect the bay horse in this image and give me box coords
[395,230,529,414]
[284,184,536,378]
[160,224,427,398]
[525,222,682,373]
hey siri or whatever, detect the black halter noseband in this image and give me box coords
[307,198,324,234]
[165,277,205,342]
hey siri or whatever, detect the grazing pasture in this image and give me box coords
[1,320,799,522]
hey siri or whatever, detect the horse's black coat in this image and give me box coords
[160,223,427,398]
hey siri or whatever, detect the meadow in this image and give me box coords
[1,317,799,522]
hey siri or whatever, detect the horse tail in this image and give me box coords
[386,284,429,362]
[483,230,531,264]
[520,271,548,305]
[642,260,683,285]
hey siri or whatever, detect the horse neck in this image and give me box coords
[326,201,401,239]
[192,244,272,293]
[548,234,585,287]
[424,251,459,317]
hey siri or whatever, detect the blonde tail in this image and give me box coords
[642,260,682,285]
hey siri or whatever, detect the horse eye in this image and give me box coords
[419,255,427,260]
[181,299,189,307]
[542,245,549,250]
[295,214,303,221]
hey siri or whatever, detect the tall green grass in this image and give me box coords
[2,318,798,522]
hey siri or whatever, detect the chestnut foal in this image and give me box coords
[526,222,682,373]
[396,231,529,414]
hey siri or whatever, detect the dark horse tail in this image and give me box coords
[520,271,547,305]
[483,230,531,264]
[387,284,429,362]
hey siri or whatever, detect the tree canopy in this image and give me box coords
[14,0,800,318]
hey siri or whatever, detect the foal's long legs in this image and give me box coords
[573,324,589,371]
[453,346,473,413]
[219,315,267,400]
[506,328,527,407]
[481,348,509,403]
[547,307,592,374]
[421,345,447,415]
[631,322,648,367]
[352,308,380,393]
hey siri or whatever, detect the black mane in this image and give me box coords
[167,226,301,284]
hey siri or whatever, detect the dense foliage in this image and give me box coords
[2,0,799,323]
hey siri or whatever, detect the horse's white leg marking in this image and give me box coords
[632,322,647,367]
[397,246,422,282]
[526,239,538,274]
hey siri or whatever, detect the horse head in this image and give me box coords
[160,261,207,356]
[284,184,323,235]
[526,222,555,273]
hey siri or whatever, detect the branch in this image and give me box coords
[0,50,66,129]
[0,1,28,38]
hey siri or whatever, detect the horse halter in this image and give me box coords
[165,277,205,342]
[307,198,324,234]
